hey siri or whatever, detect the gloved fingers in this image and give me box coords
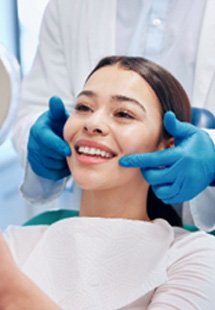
[34,99,68,140]
[43,158,69,170]
[29,159,71,180]
[152,182,181,203]
[28,151,69,170]
[33,143,71,160]
[28,146,66,162]
[31,127,71,157]
[152,171,184,203]
[171,177,207,203]
[164,111,196,139]
[49,96,69,121]
[152,184,173,202]
[162,185,187,204]
[142,158,184,185]
[119,147,180,169]
[142,167,176,186]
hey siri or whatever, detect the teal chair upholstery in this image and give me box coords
[23,209,79,226]
[23,208,215,235]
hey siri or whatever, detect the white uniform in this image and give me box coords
[13,0,215,230]
[4,217,215,309]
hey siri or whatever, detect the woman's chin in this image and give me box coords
[74,181,103,191]
[72,172,100,190]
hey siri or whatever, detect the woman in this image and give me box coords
[2,56,215,309]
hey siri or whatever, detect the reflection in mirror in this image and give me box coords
[0,57,11,128]
[0,44,20,144]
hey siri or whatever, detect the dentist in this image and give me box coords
[13,0,215,231]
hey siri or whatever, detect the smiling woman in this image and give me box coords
[63,56,190,222]
[1,56,215,309]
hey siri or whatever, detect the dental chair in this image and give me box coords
[192,107,215,128]
[23,107,215,235]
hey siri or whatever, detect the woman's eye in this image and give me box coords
[75,103,92,112]
[115,111,135,119]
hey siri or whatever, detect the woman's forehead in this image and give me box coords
[86,65,140,85]
[84,65,160,108]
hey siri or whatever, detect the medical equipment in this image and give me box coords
[0,44,20,145]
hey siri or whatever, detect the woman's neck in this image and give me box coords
[80,181,150,221]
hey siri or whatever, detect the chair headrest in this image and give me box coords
[192,107,215,129]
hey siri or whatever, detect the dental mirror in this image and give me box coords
[0,44,20,145]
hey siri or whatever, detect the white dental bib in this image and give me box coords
[5,217,174,309]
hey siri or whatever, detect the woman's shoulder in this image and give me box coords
[169,226,215,268]
[148,226,215,309]
[172,226,215,246]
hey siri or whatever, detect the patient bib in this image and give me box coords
[19,217,173,309]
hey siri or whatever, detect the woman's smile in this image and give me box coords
[74,139,118,165]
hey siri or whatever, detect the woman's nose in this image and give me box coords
[83,114,108,136]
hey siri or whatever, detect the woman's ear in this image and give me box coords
[158,137,175,150]
[165,137,175,149]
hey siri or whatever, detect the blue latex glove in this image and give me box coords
[27,96,71,180]
[119,111,215,204]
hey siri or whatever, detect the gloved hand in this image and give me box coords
[27,96,71,180]
[119,111,215,204]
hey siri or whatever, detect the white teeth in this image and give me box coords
[78,146,113,158]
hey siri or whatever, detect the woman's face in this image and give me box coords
[64,65,168,191]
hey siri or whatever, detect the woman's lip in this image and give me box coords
[74,139,118,156]
[75,153,113,165]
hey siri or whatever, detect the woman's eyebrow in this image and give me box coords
[77,90,97,98]
[111,95,146,112]
[77,91,146,112]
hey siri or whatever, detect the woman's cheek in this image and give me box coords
[119,128,159,155]
[119,135,143,154]
[63,120,69,142]
[63,117,74,142]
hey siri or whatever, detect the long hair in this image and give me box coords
[86,56,192,226]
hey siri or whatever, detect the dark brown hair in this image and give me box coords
[87,56,192,226]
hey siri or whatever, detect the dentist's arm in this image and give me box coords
[20,96,72,205]
[119,112,215,204]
